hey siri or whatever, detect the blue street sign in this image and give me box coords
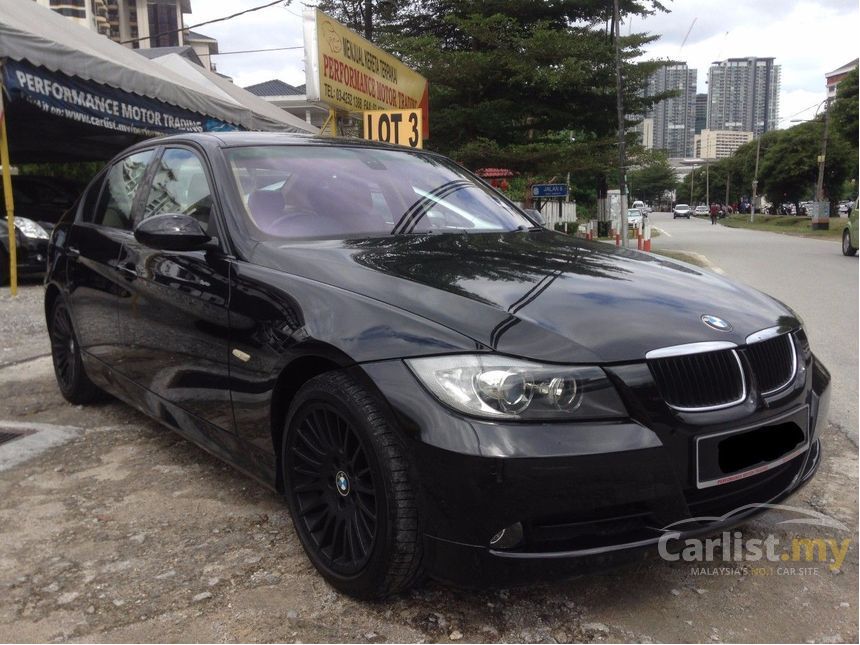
[532,183,568,198]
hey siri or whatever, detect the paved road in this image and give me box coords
[648,212,858,445]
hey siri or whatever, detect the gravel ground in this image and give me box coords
[0,284,857,643]
[0,279,50,367]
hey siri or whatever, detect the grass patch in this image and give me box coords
[720,214,844,239]
[652,249,710,268]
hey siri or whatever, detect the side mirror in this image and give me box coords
[525,208,546,227]
[134,213,212,251]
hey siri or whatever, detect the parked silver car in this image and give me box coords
[627,208,646,228]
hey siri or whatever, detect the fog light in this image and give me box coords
[489,521,523,549]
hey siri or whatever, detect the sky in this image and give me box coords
[188,0,860,128]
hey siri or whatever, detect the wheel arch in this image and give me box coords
[270,348,370,492]
[44,281,63,323]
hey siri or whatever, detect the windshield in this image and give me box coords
[627,209,641,217]
[676,204,689,209]
[224,145,532,239]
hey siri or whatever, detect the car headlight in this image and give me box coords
[405,354,627,420]
[14,217,50,240]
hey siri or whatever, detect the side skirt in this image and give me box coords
[81,352,279,493]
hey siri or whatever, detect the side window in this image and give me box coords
[142,148,213,231]
[80,171,107,222]
[92,150,154,229]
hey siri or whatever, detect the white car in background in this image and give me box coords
[673,203,692,219]
[694,204,709,216]
[632,200,651,215]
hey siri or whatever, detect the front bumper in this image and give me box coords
[11,234,49,276]
[361,351,830,587]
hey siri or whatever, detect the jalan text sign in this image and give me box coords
[532,183,568,198]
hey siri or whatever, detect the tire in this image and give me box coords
[842,229,857,256]
[282,371,423,599]
[48,299,102,404]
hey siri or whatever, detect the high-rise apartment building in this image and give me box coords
[694,93,707,135]
[707,57,780,137]
[32,1,219,70]
[643,63,697,158]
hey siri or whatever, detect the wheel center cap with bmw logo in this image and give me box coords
[701,314,732,332]
[335,471,351,496]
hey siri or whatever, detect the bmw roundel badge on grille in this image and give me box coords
[701,314,733,332]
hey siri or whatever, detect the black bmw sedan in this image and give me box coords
[44,133,830,598]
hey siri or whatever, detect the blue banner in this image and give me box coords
[3,59,237,136]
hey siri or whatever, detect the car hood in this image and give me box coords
[252,230,798,363]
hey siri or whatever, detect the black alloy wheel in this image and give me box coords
[282,371,424,599]
[49,300,101,404]
[288,403,378,575]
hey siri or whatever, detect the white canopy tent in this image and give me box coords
[0,0,316,162]
[0,0,318,294]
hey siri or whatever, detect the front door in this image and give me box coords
[116,146,234,433]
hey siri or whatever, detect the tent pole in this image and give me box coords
[0,85,18,296]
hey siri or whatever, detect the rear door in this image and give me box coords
[66,150,155,365]
[116,145,234,432]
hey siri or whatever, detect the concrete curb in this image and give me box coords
[0,420,84,472]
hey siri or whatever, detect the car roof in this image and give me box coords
[126,131,423,153]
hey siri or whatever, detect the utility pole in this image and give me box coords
[613,0,628,246]
[690,166,695,205]
[725,170,730,209]
[705,161,710,205]
[814,97,832,219]
[750,135,761,222]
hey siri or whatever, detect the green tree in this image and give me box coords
[829,67,859,194]
[380,1,669,176]
[628,152,676,205]
[757,121,820,209]
[315,0,410,41]
[830,67,858,153]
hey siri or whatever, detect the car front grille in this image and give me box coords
[648,332,799,411]
[649,349,745,411]
[746,333,796,395]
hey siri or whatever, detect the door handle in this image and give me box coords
[67,246,81,260]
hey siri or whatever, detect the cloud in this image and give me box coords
[187,0,859,126]
[633,0,858,127]
[186,0,307,86]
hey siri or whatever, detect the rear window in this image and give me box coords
[223,145,532,239]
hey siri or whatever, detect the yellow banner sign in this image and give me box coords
[363,109,423,149]
[303,8,429,137]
